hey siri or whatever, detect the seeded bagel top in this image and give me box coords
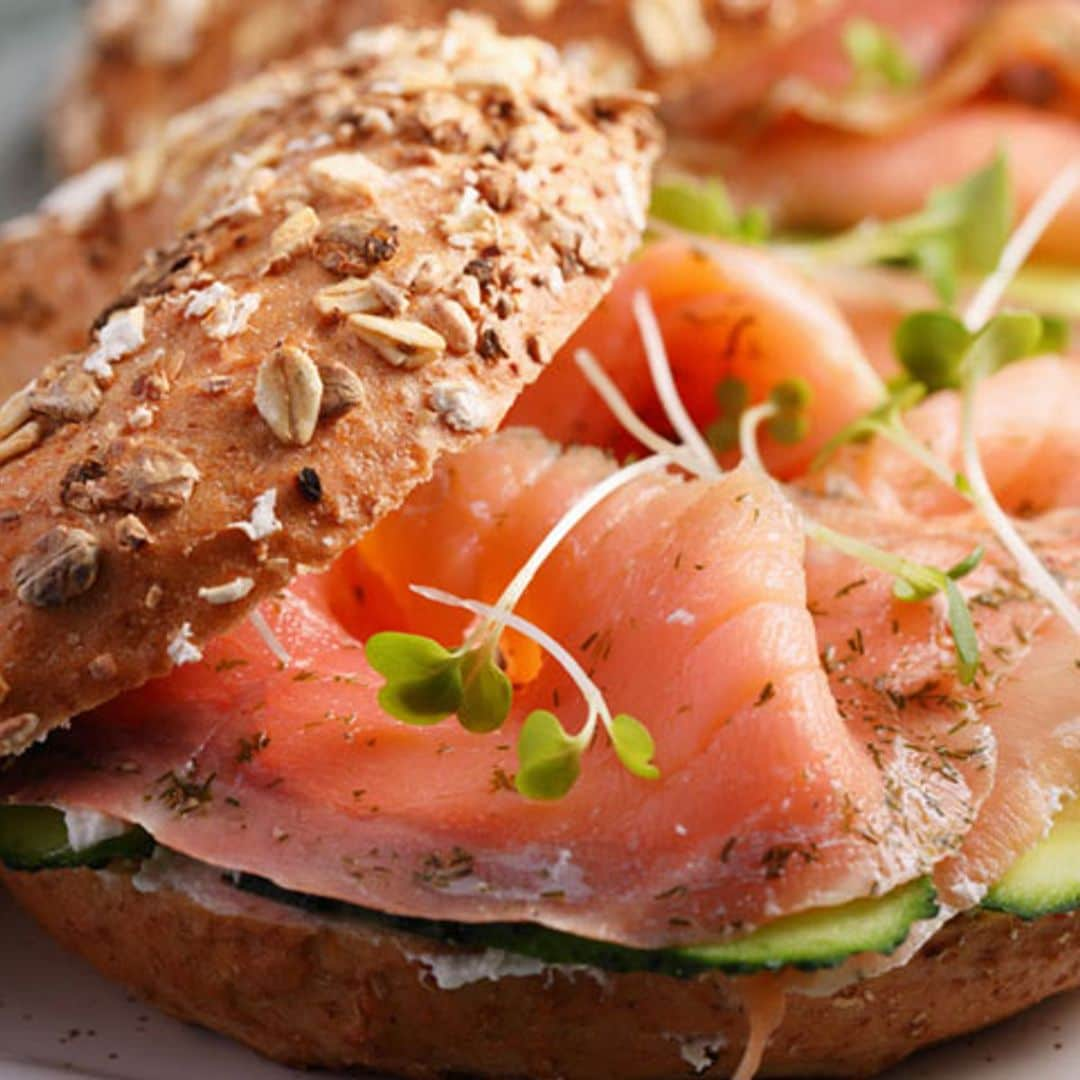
[0,15,661,756]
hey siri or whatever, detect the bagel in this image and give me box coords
[52,0,839,174]
[5,857,1080,1079]
[0,15,660,757]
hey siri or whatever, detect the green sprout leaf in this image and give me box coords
[1036,315,1070,355]
[945,579,981,684]
[610,714,660,781]
[928,152,1012,280]
[366,632,464,726]
[894,310,971,391]
[896,309,1048,393]
[843,17,920,90]
[964,311,1044,381]
[888,546,983,685]
[793,155,1012,304]
[947,546,985,582]
[651,179,770,244]
[767,378,814,445]
[707,376,750,452]
[515,711,583,801]
[458,650,513,735]
[911,237,957,305]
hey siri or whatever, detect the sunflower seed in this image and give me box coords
[318,364,366,419]
[14,526,101,608]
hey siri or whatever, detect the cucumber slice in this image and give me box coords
[235,874,937,977]
[983,798,1080,920]
[673,877,938,973]
[0,806,153,871]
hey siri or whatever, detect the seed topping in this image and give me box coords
[318,364,366,419]
[266,205,321,272]
[255,346,324,446]
[430,382,493,433]
[29,368,104,424]
[14,526,102,609]
[350,314,447,370]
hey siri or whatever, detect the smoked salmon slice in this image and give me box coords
[0,431,955,948]
[508,240,884,478]
[6,416,1077,949]
[722,105,1080,263]
[799,491,1080,911]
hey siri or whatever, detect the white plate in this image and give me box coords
[0,3,1078,1078]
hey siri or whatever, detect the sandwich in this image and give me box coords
[2,11,1080,1080]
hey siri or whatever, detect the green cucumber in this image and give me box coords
[235,873,938,977]
[983,798,1080,920]
[0,805,153,871]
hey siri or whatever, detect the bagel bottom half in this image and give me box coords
[3,864,1079,1079]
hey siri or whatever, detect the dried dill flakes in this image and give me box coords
[416,847,476,889]
[754,682,776,708]
[236,731,271,764]
[761,843,820,880]
[835,577,869,599]
[156,768,217,816]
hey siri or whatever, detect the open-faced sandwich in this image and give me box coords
[2,9,1080,1080]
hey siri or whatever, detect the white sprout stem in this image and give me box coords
[490,454,673,625]
[960,379,1080,634]
[964,161,1080,332]
[738,401,777,476]
[873,422,966,495]
[249,608,293,667]
[631,289,720,478]
[411,585,609,746]
[804,520,939,592]
[574,349,706,475]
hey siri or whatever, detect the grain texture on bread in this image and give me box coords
[54,0,837,173]
[5,861,1079,1079]
[0,16,660,758]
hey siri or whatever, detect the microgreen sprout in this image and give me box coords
[408,586,658,801]
[806,521,985,684]
[650,177,769,244]
[581,290,988,685]
[963,160,1080,332]
[740,393,984,684]
[843,17,920,91]
[366,455,670,799]
[706,377,750,453]
[950,162,1080,636]
[736,380,815,473]
[632,290,720,478]
[781,154,1012,304]
[816,161,1080,637]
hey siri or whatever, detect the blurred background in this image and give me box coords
[0,0,80,218]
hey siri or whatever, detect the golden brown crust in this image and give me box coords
[5,862,1080,1079]
[0,17,660,757]
[53,0,838,173]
